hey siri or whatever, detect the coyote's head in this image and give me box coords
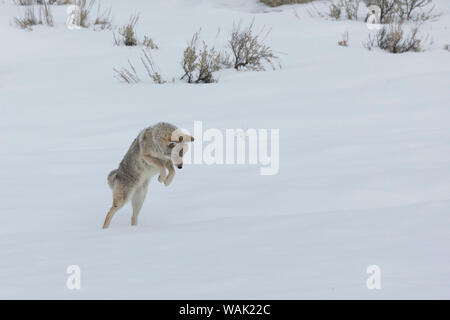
[154,122,194,169]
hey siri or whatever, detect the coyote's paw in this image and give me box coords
[164,174,174,187]
[158,175,165,183]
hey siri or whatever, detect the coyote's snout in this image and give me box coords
[102,122,194,229]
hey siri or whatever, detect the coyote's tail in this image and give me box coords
[107,169,118,189]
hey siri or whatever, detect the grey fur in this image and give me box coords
[102,122,194,229]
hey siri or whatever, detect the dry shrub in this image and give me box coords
[14,6,40,29]
[14,0,72,5]
[14,3,53,30]
[113,60,140,84]
[64,0,111,30]
[317,0,437,23]
[369,0,398,23]
[443,44,449,52]
[113,15,158,49]
[364,22,428,53]
[76,0,95,28]
[141,49,165,83]
[338,31,349,46]
[13,0,34,4]
[397,0,430,20]
[64,0,95,28]
[92,1,112,31]
[329,3,342,20]
[114,14,139,46]
[228,20,277,71]
[114,49,165,84]
[363,0,438,23]
[396,0,439,22]
[14,0,42,5]
[143,36,159,50]
[342,0,361,19]
[260,0,312,6]
[41,1,53,26]
[50,0,72,4]
[180,32,199,83]
[181,31,229,83]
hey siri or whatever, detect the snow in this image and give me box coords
[0,0,450,299]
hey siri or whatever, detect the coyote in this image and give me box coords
[102,122,194,229]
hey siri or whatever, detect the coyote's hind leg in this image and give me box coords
[103,187,129,229]
[131,179,149,226]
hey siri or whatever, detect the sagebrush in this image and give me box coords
[181,31,229,84]
[92,1,112,30]
[229,21,277,71]
[115,14,139,46]
[113,14,158,48]
[364,22,428,53]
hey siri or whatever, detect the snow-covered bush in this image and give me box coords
[364,22,427,53]
[228,21,277,71]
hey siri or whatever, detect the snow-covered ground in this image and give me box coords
[1,0,450,299]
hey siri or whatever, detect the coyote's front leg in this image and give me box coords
[163,160,175,187]
[142,154,167,183]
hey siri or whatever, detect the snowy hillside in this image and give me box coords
[0,0,449,299]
